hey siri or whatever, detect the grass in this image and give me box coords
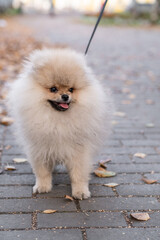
[0,7,22,16]
[79,14,160,27]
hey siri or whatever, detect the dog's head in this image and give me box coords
[27,48,93,112]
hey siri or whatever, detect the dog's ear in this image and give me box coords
[22,49,44,73]
[22,57,38,74]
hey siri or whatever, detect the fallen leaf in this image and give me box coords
[0,116,14,126]
[128,94,136,99]
[134,153,146,159]
[111,120,118,125]
[146,99,154,105]
[125,80,133,85]
[101,159,112,164]
[5,145,12,150]
[43,209,57,214]
[145,123,154,128]
[99,159,111,169]
[122,88,130,93]
[94,168,116,178]
[114,112,126,117]
[130,212,150,221]
[141,177,157,184]
[1,89,8,99]
[121,100,131,105]
[99,162,107,169]
[0,106,7,115]
[96,167,106,172]
[103,183,119,187]
[64,195,74,201]
[13,158,27,163]
[4,165,16,171]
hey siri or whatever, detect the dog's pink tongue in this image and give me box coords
[59,103,69,109]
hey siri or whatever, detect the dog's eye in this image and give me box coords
[50,87,58,93]
[69,88,74,93]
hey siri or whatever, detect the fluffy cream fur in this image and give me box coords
[9,48,113,199]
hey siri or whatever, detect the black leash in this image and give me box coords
[85,0,109,55]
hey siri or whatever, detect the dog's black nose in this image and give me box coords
[61,94,69,101]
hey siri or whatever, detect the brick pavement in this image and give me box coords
[0,14,160,240]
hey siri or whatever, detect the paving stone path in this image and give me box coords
[0,14,160,240]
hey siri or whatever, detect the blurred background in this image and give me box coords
[0,0,160,126]
[0,0,160,24]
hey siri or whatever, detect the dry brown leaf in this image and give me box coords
[134,153,146,159]
[125,80,133,85]
[122,88,130,93]
[111,120,118,125]
[64,195,74,201]
[99,159,111,169]
[146,99,154,105]
[94,168,116,178]
[13,158,27,163]
[96,167,107,172]
[141,177,157,184]
[103,183,119,187]
[121,100,131,105]
[114,112,126,117]
[0,116,14,126]
[0,106,7,115]
[102,159,112,164]
[4,165,16,171]
[1,89,8,99]
[43,209,57,214]
[128,94,136,99]
[5,145,12,150]
[130,212,150,221]
[99,162,107,169]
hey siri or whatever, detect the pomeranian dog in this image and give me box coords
[9,48,112,199]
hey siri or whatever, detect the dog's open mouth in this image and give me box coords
[48,100,70,111]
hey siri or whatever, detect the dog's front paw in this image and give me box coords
[33,183,52,194]
[72,190,91,200]
[33,177,52,194]
[72,183,91,200]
